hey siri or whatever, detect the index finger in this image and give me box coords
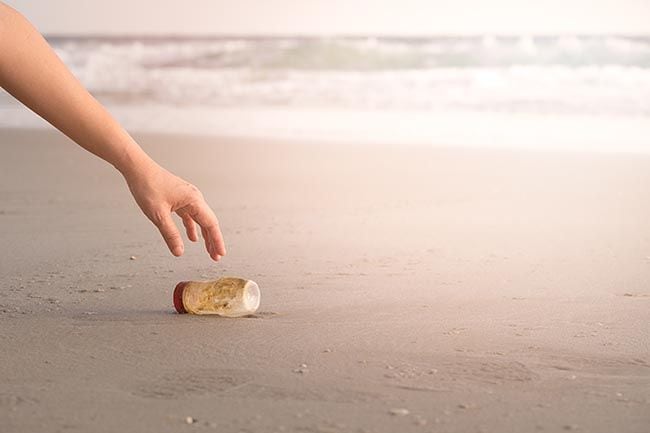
[189,201,226,260]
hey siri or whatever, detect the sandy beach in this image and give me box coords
[1,128,649,433]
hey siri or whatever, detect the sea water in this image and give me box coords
[1,35,649,152]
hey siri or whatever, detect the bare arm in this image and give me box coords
[0,3,226,260]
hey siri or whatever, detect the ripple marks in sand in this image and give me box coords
[450,360,539,384]
[383,358,539,387]
[132,369,251,399]
[132,369,381,404]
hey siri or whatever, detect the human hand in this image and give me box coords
[0,3,224,261]
[124,161,226,261]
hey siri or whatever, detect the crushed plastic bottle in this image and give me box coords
[173,277,260,317]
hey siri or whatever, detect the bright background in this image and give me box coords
[6,0,650,35]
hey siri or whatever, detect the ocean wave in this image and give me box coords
[27,36,650,116]
[51,35,650,70]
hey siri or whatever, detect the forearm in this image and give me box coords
[0,3,151,178]
[0,3,226,259]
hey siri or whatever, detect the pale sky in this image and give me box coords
[6,0,650,36]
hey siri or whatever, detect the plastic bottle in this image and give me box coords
[173,277,260,317]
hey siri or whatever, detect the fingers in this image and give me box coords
[153,212,184,257]
[181,214,198,242]
[189,202,227,261]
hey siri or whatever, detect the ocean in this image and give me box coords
[2,35,650,151]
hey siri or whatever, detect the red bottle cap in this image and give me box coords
[173,281,189,314]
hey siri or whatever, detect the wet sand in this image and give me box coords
[1,128,649,433]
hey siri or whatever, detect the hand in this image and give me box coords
[124,161,226,261]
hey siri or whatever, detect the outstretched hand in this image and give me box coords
[0,4,226,261]
[125,162,226,261]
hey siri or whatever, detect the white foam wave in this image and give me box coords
[39,36,650,117]
[2,36,649,152]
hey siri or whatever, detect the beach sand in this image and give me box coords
[1,128,649,432]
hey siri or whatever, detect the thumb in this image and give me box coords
[153,211,184,257]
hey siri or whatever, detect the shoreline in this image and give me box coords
[2,105,650,155]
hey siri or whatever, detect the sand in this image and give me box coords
[0,128,649,433]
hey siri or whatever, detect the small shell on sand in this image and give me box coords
[185,416,195,424]
[388,408,409,416]
[130,256,137,260]
[293,364,308,374]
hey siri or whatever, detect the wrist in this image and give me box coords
[113,138,158,183]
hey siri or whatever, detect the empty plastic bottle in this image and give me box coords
[173,277,260,317]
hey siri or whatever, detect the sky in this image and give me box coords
[5,0,650,36]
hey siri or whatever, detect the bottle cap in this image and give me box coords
[173,281,189,314]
